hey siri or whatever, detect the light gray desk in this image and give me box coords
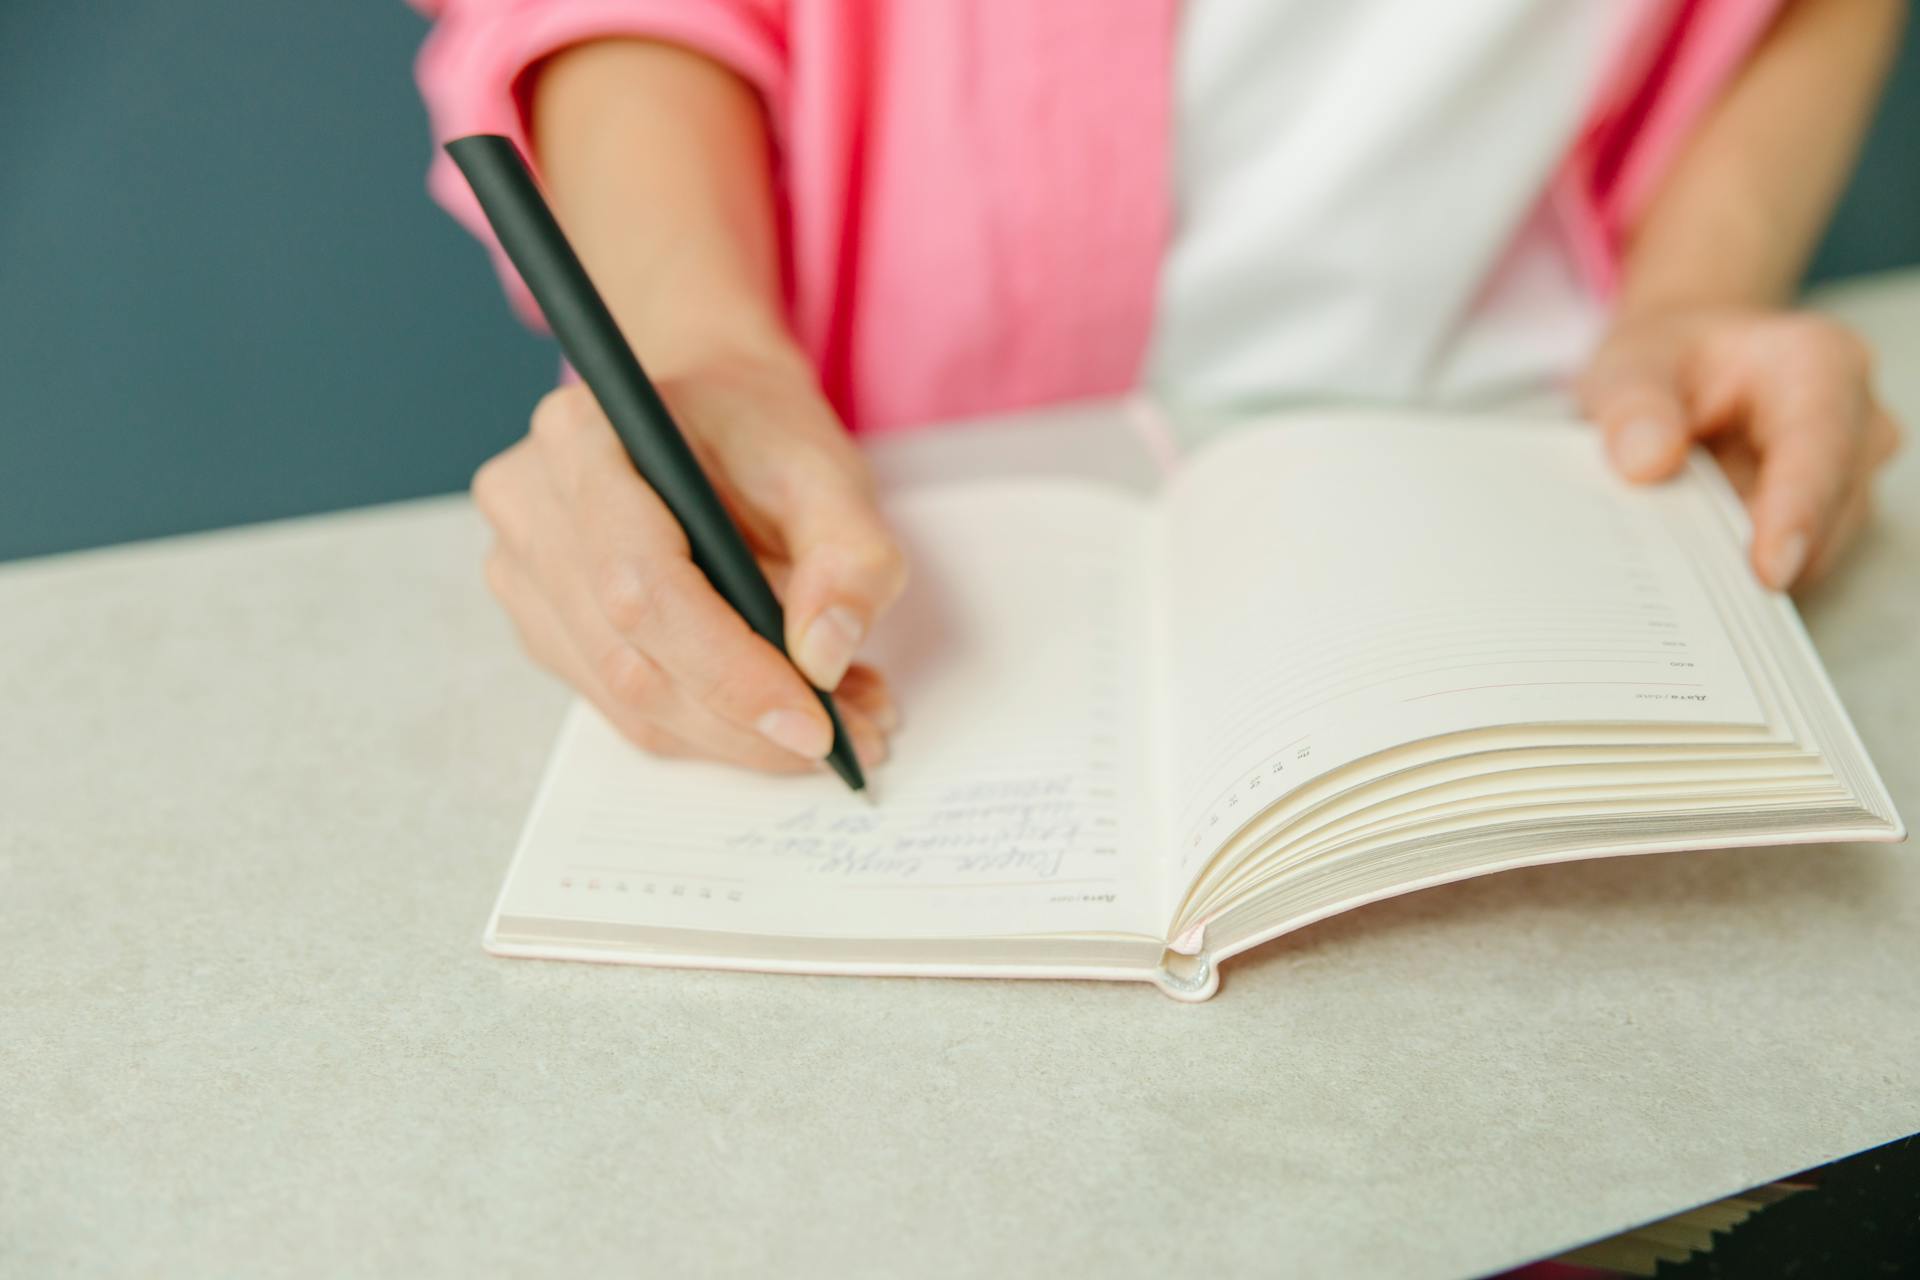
[5,273,1918,1279]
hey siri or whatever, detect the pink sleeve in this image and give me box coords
[1554,0,1788,295]
[410,0,787,327]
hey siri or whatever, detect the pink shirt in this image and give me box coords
[412,0,1783,434]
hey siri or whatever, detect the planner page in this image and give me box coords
[1153,414,1769,890]
[492,480,1165,944]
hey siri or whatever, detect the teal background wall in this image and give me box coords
[0,3,1915,561]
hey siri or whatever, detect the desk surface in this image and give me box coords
[5,272,1919,1279]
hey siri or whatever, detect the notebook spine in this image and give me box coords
[1152,943,1220,1002]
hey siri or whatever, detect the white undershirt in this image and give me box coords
[1147,0,1668,427]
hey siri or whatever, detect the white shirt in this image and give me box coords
[1148,0,1668,423]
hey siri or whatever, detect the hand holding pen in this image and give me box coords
[449,135,903,792]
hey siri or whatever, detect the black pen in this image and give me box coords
[445,133,867,797]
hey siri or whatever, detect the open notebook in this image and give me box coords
[485,411,1902,1000]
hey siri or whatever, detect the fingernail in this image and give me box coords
[1614,418,1673,477]
[756,709,832,760]
[867,696,900,733]
[796,606,864,689]
[1761,531,1809,591]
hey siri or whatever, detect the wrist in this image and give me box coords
[526,37,798,386]
[635,314,816,390]
[1615,200,1796,325]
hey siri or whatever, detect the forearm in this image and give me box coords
[1617,0,1905,318]
[528,39,803,379]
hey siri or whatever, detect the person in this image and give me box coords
[412,0,1905,777]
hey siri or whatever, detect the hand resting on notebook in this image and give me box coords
[1581,306,1902,591]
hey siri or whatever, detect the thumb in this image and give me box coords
[773,451,909,691]
[1578,344,1693,484]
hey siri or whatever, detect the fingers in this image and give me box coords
[476,383,903,775]
[1866,405,1904,469]
[483,540,713,765]
[1697,318,1872,591]
[779,471,910,691]
[525,387,839,758]
[1808,409,1904,584]
[486,534,892,773]
[690,393,910,691]
[1744,409,1856,591]
[1704,434,1760,501]
[1587,311,1899,593]
[836,663,900,732]
[1793,408,1893,589]
[1578,336,1694,483]
[1799,480,1874,590]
